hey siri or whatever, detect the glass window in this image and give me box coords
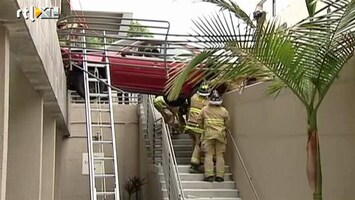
[107,39,135,51]
[165,45,195,61]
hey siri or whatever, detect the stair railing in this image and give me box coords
[138,95,185,200]
[227,130,260,200]
[147,96,186,200]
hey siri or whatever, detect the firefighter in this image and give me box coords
[153,96,186,133]
[198,90,230,182]
[185,83,210,173]
[153,96,175,125]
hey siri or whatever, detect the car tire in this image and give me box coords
[72,70,106,99]
[73,71,85,99]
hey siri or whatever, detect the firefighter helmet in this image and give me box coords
[197,83,211,96]
[209,90,223,105]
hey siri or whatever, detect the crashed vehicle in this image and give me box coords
[61,37,226,106]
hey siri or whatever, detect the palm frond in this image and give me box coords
[166,50,216,100]
[168,0,355,109]
[194,0,255,28]
[305,0,319,17]
[289,0,355,107]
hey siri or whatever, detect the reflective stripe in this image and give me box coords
[154,96,167,109]
[190,107,201,114]
[216,172,225,177]
[185,125,204,134]
[205,118,224,126]
[191,157,200,165]
[205,170,214,177]
[187,121,198,126]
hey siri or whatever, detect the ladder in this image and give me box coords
[82,30,120,200]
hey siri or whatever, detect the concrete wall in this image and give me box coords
[15,0,67,123]
[41,112,57,200]
[7,62,44,200]
[0,0,68,130]
[60,103,141,200]
[0,26,9,200]
[224,57,355,200]
[5,55,59,200]
[54,131,64,200]
[138,113,163,200]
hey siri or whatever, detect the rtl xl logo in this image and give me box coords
[16,6,60,22]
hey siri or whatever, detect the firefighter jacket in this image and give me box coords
[153,96,168,111]
[185,94,209,134]
[197,105,230,143]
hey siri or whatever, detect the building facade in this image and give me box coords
[0,0,68,200]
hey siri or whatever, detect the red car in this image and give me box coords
[61,38,212,105]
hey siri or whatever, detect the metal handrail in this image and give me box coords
[146,96,185,200]
[138,95,185,200]
[161,118,186,200]
[227,130,260,200]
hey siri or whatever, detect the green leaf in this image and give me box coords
[305,0,319,17]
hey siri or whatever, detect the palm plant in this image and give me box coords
[124,176,147,200]
[167,0,355,199]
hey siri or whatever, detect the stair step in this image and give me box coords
[173,145,193,151]
[171,134,191,139]
[164,198,241,200]
[159,173,233,181]
[172,139,193,145]
[162,188,239,198]
[159,165,230,173]
[161,180,236,189]
[174,151,193,157]
[176,157,191,164]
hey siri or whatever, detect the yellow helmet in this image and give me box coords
[197,82,211,96]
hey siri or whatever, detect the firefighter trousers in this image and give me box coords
[203,139,226,178]
[187,130,202,165]
[161,108,174,125]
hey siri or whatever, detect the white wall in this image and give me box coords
[60,103,141,200]
[224,57,355,200]
[7,63,44,200]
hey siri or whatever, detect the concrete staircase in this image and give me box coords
[159,134,241,200]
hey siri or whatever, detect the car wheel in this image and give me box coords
[73,71,85,98]
[72,70,106,99]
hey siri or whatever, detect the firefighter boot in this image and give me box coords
[215,177,224,182]
[204,176,214,182]
[189,164,200,173]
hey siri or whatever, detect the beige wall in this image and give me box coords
[60,103,141,200]
[15,0,67,122]
[0,0,68,131]
[0,26,9,200]
[7,63,44,200]
[224,57,355,200]
[54,131,64,200]
[41,112,57,200]
[138,117,163,200]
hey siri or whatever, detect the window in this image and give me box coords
[166,45,195,61]
[107,39,135,51]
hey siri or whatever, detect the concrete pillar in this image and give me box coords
[54,131,63,200]
[7,63,43,200]
[0,25,9,200]
[41,112,56,200]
